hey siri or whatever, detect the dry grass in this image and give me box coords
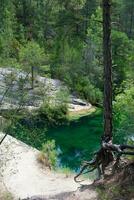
[68,107,96,120]
[0,183,14,200]
[37,152,51,170]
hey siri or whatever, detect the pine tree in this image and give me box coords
[103,0,112,138]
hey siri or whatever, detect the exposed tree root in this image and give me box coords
[74,136,134,183]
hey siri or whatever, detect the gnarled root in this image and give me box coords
[74,137,134,183]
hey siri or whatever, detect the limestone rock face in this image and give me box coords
[0,67,92,113]
[0,68,63,110]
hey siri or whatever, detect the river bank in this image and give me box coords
[0,132,94,199]
[6,109,102,170]
[1,132,132,200]
[68,106,96,121]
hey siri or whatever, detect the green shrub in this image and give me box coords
[113,83,134,140]
[127,138,134,161]
[37,140,57,170]
[74,77,102,105]
[19,41,45,68]
[39,103,68,125]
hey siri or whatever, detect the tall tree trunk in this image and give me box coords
[31,66,34,89]
[74,0,134,182]
[103,0,112,138]
[129,8,134,38]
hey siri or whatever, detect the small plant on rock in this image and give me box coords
[37,140,57,170]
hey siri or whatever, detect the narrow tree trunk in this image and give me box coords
[74,4,134,180]
[103,0,112,138]
[31,66,34,89]
[129,8,134,38]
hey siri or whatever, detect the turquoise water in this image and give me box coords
[9,110,103,170]
[46,111,103,170]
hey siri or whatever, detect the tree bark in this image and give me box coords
[129,7,134,38]
[74,1,134,182]
[31,66,34,89]
[103,0,112,138]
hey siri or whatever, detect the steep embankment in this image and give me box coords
[96,161,134,200]
[1,132,133,200]
[1,133,96,200]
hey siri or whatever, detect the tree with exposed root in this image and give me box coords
[74,0,134,183]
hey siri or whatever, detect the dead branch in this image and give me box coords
[0,133,8,145]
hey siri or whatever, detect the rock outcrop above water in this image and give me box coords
[0,67,92,114]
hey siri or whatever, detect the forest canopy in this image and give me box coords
[0,0,134,139]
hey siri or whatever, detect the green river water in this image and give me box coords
[46,110,103,170]
[9,110,103,171]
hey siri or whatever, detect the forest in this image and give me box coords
[0,0,134,200]
[0,0,134,135]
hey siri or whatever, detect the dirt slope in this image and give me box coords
[0,133,98,200]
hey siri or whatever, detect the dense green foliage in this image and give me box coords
[113,82,134,140]
[0,0,134,142]
[19,41,46,69]
[39,103,68,125]
[0,0,134,102]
